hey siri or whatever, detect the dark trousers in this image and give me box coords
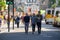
[37,22,41,34]
[32,24,35,32]
[17,22,19,28]
[25,23,29,34]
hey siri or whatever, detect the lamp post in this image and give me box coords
[6,0,14,32]
[39,0,41,11]
[13,0,14,30]
[8,3,10,32]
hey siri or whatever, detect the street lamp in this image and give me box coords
[6,0,14,32]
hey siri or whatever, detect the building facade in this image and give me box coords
[14,0,55,13]
[24,0,40,14]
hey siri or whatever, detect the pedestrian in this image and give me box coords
[7,16,10,29]
[15,16,20,28]
[21,15,24,24]
[36,11,42,34]
[23,13,30,34]
[0,15,2,32]
[4,15,6,23]
[31,13,37,34]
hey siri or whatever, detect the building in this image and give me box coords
[40,0,49,10]
[24,0,40,14]
[14,0,56,13]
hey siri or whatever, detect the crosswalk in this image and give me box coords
[0,20,60,33]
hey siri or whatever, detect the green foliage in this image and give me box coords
[0,0,6,11]
[17,8,24,12]
[49,0,56,8]
[58,0,60,6]
[51,3,57,8]
[0,2,6,7]
[50,0,56,4]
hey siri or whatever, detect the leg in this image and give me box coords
[38,26,41,34]
[0,23,1,32]
[17,22,19,28]
[32,24,35,34]
[37,22,41,34]
[25,23,29,34]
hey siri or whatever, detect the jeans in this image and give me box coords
[37,22,41,34]
[25,22,29,33]
[32,23,36,32]
[17,22,19,28]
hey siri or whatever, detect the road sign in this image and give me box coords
[6,0,13,5]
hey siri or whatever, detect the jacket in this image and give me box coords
[31,16,37,24]
[24,16,30,23]
[36,14,42,23]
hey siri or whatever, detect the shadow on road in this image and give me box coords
[0,31,60,40]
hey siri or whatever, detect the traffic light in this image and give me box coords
[6,0,13,5]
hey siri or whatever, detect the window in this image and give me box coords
[32,0,36,3]
[27,0,36,3]
[27,0,30,3]
[47,10,51,14]
[52,10,54,16]
[42,0,45,4]
[56,11,59,17]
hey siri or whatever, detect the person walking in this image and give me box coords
[15,16,20,28]
[36,11,42,34]
[23,13,30,34]
[31,13,37,34]
[0,15,2,32]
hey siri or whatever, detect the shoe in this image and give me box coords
[38,32,41,35]
[25,31,28,34]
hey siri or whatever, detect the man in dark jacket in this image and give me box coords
[23,13,30,34]
[31,13,37,34]
[36,11,42,34]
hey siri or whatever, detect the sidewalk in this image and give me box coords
[0,20,60,33]
[0,26,60,33]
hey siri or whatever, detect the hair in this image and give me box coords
[26,13,28,16]
[33,13,35,15]
[38,11,41,13]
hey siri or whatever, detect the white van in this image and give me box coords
[45,8,54,24]
[53,7,60,27]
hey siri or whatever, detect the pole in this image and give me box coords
[13,0,14,29]
[8,4,10,32]
[38,0,41,12]
[39,0,41,11]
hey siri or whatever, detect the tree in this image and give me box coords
[0,0,6,11]
[58,0,60,6]
[51,3,57,8]
[49,0,56,8]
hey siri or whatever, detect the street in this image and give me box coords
[0,0,60,40]
[0,20,60,40]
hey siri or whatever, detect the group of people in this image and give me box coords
[0,11,42,35]
[14,11,42,34]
